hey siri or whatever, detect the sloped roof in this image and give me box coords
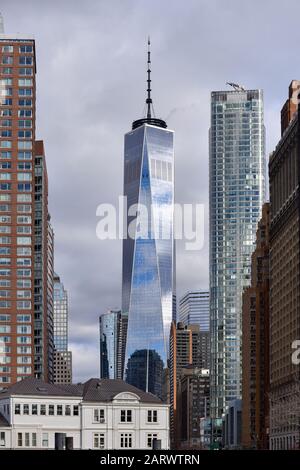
[0,413,9,427]
[82,378,161,404]
[0,377,162,404]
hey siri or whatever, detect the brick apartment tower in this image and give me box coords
[269,80,300,450]
[0,19,53,385]
[242,202,270,449]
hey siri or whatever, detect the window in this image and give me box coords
[93,433,105,449]
[65,405,71,416]
[147,433,158,448]
[42,433,48,448]
[0,150,12,158]
[19,56,33,65]
[17,183,32,191]
[49,404,54,416]
[19,45,33,53]
[40,404,46,415]
[17,325,31,334]
[32,433,37,447]
[25,433,30,447]
[19,68,33,76]
[17,193,32,201]
[17,173,32,182]
[120,409,132,422]
[2,68,12,75]
[32,404,37,415]
[57,405,63,415]
[0,431,5,446]
[0,141,11,149]
[120,433,132,448]
[73,405,79,416]
[15,404,21,414]
[18,99,32,107]
[2,57,13,65]
[18,88,32,97]
[17,238,31,246]
[94,408,105,423]
[18,142,32,151]
[17,432,22,447]
[22,404,29,415]
[18,79,33,87]
[147,410,158,423]
[2,46,13,53]
[0,99,12,106]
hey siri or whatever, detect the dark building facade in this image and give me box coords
[177,366,210,449]
[269,81,300,450]
[169,322,209,448]
[242,202,270,449]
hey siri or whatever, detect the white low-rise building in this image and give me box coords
[0,377,169,450]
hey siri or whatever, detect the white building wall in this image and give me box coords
[0,392,169,450]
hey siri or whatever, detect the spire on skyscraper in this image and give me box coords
[146,36,152,119]
[132,37,167,130]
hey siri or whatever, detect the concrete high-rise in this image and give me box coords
[122,40,175,400]
[0,19,53,385]
[269,81,300,450]
[179,290,209,332]
[209,86,266,418]
[53,273,72,384]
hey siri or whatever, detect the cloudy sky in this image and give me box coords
[2,0,299,381]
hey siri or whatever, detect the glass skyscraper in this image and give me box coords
[122,40,175,400]
[209,87,265,418]
[99,309,121,379]
[53,273,72,384]
[179,290,209,331]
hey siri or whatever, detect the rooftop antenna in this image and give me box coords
[0,12,4,34]
[226,82,246,92]
[146,36,152,119]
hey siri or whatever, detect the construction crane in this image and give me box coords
[226,82,246,92]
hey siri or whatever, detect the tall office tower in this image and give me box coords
[99,309,122,379]
[269,81,300,450]
[209,86,266,418]
[179,290,209,331]
[122,40,175,400]
[53,273,72,384]
[34,140,54,381]
[242,203,270,450]
[0,20,54,385]
[169,322,209,448]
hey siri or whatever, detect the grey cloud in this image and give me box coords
[1,0,297,380]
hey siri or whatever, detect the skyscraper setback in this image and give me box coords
[209,86,266,418]
[122,40,175,399]
[0,20,53,385]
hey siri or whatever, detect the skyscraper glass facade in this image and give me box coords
[122,123,175,399]
[53,274,68,351]
[179,290,209,331]
[99,309,121,379]
[209,89,265,418]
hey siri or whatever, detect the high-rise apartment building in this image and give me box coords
[242,203,270,449]
[179,290,209,331]
[269,81,300,450]
[53,273,72,384]
[0,20,53,385]
[122,41,175,400]
[209,86,266,418]
[99,309,122,379]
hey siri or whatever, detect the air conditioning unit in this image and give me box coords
[100,418,105,423]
